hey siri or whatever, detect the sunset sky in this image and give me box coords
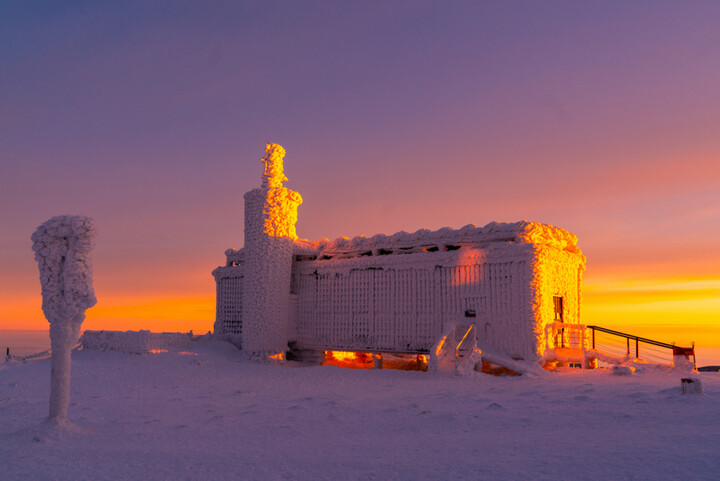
[2,1,719,350]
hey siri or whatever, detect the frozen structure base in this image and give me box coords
[81,330,192,354]
[213,144,586,366]
[680,377,703,395]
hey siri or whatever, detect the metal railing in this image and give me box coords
[587,325,695,367]
[547,322,585,350]
[455,324,477,372]
[4,342,82,363]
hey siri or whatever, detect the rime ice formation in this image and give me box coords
[287,222,584,362]
[213,145,586,366]
[31,215,96,423]
[240,143,302,359]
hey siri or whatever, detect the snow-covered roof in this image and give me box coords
[296,221,580,258]
[224,221,581,265]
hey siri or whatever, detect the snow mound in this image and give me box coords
[81,330,192,354]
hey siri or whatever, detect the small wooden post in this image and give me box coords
[635,338,639,358]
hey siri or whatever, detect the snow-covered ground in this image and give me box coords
[1,340,718,480]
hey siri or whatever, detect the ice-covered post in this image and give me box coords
[242,143,302,360]
[31,216,96,424]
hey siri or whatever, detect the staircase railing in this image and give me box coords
[586,325,695,368]
[455,324,477,372]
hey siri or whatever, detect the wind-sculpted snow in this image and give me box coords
[31,215,97,423]
[81,330,191,354]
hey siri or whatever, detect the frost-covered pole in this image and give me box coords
[31,216,96,423]
[242,143,302,359]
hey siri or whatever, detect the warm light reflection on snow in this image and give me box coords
[450,248,483,286]
[327,351,358,363]
[148,349,168,354]
[323,351,428,371]
[324,351,372,369]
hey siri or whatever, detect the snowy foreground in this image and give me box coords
[1,341,719,481]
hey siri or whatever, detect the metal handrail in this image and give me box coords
[455,325,477,372]
[586,326,694,367]
[456,325,476,356]
[4,342,82,363]
[587,326,676,349]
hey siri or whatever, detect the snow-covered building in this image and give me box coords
[213,144,586,365]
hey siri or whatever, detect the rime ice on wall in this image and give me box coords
[216,218,584,362]
[31,215,96,423]
[212,262,243,336]
[285,221,584,362]
[241,144,302,358]
[530,244,585,358]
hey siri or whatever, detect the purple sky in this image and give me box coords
[2,1,719,336]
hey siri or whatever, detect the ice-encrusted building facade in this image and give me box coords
[213,144,586,364]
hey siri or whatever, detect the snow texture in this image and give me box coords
[2,342,719,480]
[31,215,96,422]
[81,330,191,354]
[613,365,636,376]
[673,353,696,371]
[241,144,302,359]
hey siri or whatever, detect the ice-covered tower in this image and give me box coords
[242,143,302,359]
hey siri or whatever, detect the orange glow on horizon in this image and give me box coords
[583,275,720,348]
[1,293,215,333]
[4,266,719,355]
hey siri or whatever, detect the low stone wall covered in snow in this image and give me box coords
[81,330,192,354]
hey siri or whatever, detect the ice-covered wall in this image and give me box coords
[530,244,585,360]
[31,215,97,422]
[291,234,537,356]
[215,217,585,361]
[241,144,302,359]
[212,264,243,336]
[287,221,584,360]
[81,330,192,354]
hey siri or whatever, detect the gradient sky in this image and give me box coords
[2,1,719,350]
